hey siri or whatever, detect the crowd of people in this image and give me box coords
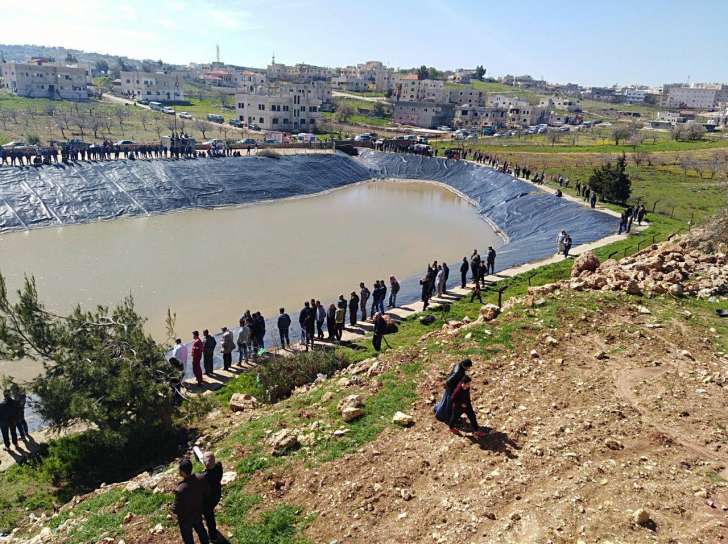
[0,387,30,454]
[0,133,267,168]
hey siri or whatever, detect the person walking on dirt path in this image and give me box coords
[433,359,473,424]
[460,257,469,288]
[237,318,252,362]
[191,331,204,386]
[200,452,223,543]
[0,391,19,451]
[202,330,216,376]
[589,190,597,209]
[359,282,371,321]
[486,247,496,276]
[315,301,326,340]
[388,275,400,308]
[637,204,646,225]
[172,338,188,374]
[349,291,360,326]
[448,376,486,437]
[220,327,234,371]
[173,459,210,544]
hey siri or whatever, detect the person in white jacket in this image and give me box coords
[171,338,188,374]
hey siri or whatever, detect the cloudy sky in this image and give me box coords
[1,0,726,86]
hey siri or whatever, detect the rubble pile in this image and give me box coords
[532,238,728,300]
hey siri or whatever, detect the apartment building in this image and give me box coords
[453,105,506,129]
[235,83,321,132]
[486,94,529,110]
[446,86,485,106]
[538,96,582,112]
[448,69,477,84]
[393,74,445,102]
[331,75,371,92]
[507,104,547,127]
[120,71,184,102]
[0,61,89,100]
[393,101,454,129]
[266,61,332,83]
[234,70,267,92]
[663,83,728,110]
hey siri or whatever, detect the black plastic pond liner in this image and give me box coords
[1,150,619,382]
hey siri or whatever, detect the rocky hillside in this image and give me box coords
[9,232,728,544]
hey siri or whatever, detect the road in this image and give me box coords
[332,90,391,104]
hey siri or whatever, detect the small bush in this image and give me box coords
[258,351,343,403]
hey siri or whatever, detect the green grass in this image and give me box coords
[0,463,56,532]
[433,135,728,154]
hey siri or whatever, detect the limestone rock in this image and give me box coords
[221,471,237,485]
[479,303,501,322]
[267,429,299,456]
[392,411,414,427]
[571,251,600,277]
[337,394,364,422]
[229,393,259,413]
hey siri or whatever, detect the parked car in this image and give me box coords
[467,133,478,140]
[416,136,429,144]
[437,125,452,132]
[247,123,261,131]
[403,134,417,141]
[162,106,175,115]
[228,119,242,127]
[2,141,30,149]
[178,111,192,120]
[203,139,224,147]
[354,134,372,142]
[207,114,224,123]
[237,138,258,145]
[136,99,149,105]
[114,140,136,149]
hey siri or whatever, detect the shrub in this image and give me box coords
[258,351,343,403]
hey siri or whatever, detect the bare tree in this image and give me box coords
[89,111,103,140]
[139,111,151,131]
[611,125,634,145]
[709,151,727,179]
[0,111,9,131]
[114,107,130,134]
[154,120,164,139]
[632,149,649,167]
[195,119,208,139]
[678,155,692,179]
[103,115,113,135]
[545,130,560,147]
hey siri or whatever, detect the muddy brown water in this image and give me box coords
[0,179,501,382]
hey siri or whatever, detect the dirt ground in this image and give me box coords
[248,292,728,543]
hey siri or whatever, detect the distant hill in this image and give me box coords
[0,43,178,72]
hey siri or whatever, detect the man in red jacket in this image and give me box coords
[191,331,204,386]
[448,376,486,437]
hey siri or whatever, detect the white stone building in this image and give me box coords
[393,101,454,128]
[393,74,445,102]
[446,86,485,106]
[235,83,321,132]
[234,70,267,92]
[453,105,506,129]
[0,61,89,100]
[266,62,332,83]
[120,71,184,102]
[663,83,728,110]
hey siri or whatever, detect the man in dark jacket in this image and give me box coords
[200,452,223,542]
[173,459,209,544]
[0,391,19,450]
[486,247,497,276]
[448,376,486,437]
[348,292,360,326]
[372,312,387,351]
[337,295,347,325]
[445,359,473,393]
[299,302,315,351]
[202,330,216,376]
[470,251,481,284]
[277,308,291,349]
[460,257,469,288]
[359,282,370,321]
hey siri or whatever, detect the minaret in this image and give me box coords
[216,44,220,63]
